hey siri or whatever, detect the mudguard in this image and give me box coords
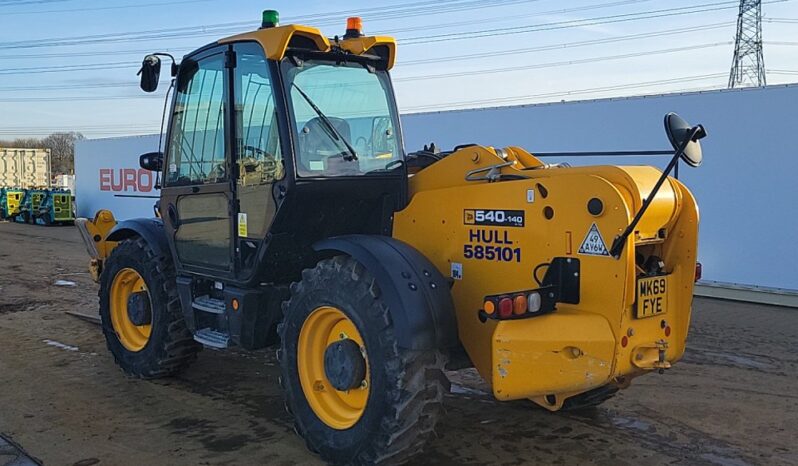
[314,234,459,351]
[106,218,170,257]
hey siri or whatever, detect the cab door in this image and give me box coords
[160,45,235,276]
[231,41,287,279]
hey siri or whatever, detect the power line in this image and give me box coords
[394,42,731,82]
[0,0,537,50]
[0,1,751,71]
[376,0,653,35]
[0,21,735,85]
[0,0,642,60]
[3,0,218,15]
[400,0,787,44]
[0,42,730,100]
[0,0,73,7]
[0,61,134,74]
[402,73,729,112]
[398,22,732,66]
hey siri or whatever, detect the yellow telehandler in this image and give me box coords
[77,11,703,465]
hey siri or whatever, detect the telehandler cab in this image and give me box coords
[77,10,703,465]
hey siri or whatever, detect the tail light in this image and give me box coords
[482,291,545,321]
[695,262,702,282]
[498,297,513,319]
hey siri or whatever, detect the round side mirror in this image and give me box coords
[138,55,161,93]
[664,112,705,167]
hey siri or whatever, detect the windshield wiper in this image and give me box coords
[292,83,358,161]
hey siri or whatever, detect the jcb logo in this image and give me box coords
[464,210,475,224]
[99,168,154,192]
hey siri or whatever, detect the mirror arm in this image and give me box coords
[609,126,701,259]
[148,52,178,74]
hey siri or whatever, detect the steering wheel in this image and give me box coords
[244,145,267,157]
[384,159,404,170]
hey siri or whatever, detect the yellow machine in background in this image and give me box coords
[78,11,703,464]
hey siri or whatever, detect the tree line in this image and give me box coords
[0,132,85,175]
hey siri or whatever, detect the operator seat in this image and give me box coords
[298,116,357,175]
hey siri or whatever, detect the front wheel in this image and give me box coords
[279,256,447,465]
[99,237,201,378]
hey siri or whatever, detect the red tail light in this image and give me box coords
[695,262,702,282]
[498,297,513,319]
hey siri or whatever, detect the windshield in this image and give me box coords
[281,57,403,177]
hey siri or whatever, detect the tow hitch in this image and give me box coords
[631,339,671,373]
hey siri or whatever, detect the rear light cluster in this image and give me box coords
[483,291,543,320]
[695,262,702,282]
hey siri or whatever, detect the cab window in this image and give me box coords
[166,52,227,186]
[281,57,402,177]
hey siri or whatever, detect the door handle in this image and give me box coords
[167,204,180,227]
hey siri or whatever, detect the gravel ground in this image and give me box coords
[0,221,796,466]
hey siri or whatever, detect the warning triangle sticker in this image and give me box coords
[578,223,610,256]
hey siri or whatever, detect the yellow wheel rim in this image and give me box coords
[298,306,370,430]
[109,267,152,352]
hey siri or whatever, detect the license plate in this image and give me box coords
[635,275,668,318]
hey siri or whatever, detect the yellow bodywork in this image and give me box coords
[393,146,698,408]
[4,189,24,218]
[220,25,396,69]
[75,209,118,282]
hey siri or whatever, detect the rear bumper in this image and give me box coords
[490,307,685,403]
[491,311,615,401]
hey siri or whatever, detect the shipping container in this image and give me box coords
[0,147,51,188]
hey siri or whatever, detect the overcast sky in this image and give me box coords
[0,0,796,139]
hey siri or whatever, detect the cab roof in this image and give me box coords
[219,24,397,70]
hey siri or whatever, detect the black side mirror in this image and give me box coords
[665,112,706,167]
[138,55,161,93]
[140,152,163,171]
[609,113,707,258]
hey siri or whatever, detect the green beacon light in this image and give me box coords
[261,9,279,28]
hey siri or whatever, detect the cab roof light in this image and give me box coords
[344,16,363,39]
[261,9,279,29]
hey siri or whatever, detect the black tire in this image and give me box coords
[278,256,447,465]
[99,237,201,378]
[559,384,619,412]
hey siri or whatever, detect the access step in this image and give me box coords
[193,328,230,349]
[192,295,226,314]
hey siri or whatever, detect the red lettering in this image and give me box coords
[99,168,157,192]
[137,169,153,192]
[110,169,124,191]
[123,168,137,192]
[99,168,111,191]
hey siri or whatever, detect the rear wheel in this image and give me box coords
[279,256,447,465]
[99,237,200,378]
